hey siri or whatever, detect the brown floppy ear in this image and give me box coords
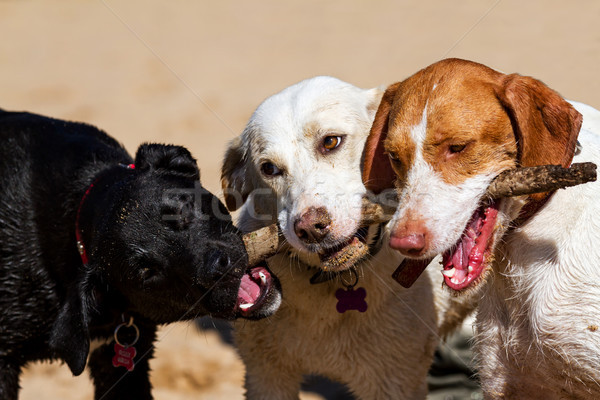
[496,74,582,170]
[221,136,252,211]
[362,82,401,194]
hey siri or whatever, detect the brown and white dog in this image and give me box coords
[363,58,600,399]
[222,76,476,399]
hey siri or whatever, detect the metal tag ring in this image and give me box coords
[341,268,359,289]
[114,317,140,347]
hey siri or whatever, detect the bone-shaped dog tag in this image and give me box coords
[112,343,136,371]
[335,286,368,313]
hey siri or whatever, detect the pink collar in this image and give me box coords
[75,163,135,266]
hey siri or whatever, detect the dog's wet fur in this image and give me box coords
[0,110,280,399]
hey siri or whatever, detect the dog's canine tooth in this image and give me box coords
[442,268,456,278]
[259,271,267,285]
[239,303,254,310]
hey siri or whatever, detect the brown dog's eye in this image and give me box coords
[260,162,282,177]
[322,136,343,152]
[387,152,402,171]
[449,144,467,154]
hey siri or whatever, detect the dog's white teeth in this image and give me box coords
[442,268,455,278]
[468,266,473,273]
[450,277,467,285]
[259,271,267,285]
[239,303,254,310]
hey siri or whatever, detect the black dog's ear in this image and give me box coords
[48,281,91,376]
[135,143,200,180]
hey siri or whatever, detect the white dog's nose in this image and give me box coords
[293,206,331,243]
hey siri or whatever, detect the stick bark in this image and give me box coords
[243,224,280,266]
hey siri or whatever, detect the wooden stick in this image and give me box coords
[242,224,280,266]
[486,162,596,198]
[361,162,597,226]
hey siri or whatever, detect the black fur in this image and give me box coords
[0,110,274,399]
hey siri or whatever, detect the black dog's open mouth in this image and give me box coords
[317,226,370,272]
[441,199,499,291]
[235,264,274,317]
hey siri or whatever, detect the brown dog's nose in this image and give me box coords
[389,233,426,256]
[294,206,332,243]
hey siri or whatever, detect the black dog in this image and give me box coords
[0,110,281,399]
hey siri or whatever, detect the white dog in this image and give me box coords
[363,58,600,399]
[222,76,476,399]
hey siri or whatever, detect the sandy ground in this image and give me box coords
[1,0,599,398]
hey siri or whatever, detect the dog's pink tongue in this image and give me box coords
[451,240,469,282]
[450,210,481,268]
[442,201,499,290]
[238,274,260,304]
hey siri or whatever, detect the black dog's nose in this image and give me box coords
[294,206,331,244]
[206,248,232,274]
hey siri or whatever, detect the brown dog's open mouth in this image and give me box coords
[235,264,274,316]
[318,226,370,272]
[441,200,499,291]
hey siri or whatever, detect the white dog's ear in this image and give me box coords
[365,87,385,122]
[221,136,252,211]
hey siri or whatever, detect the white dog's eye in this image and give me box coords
[260,162,282,177]
[321,135,343,152]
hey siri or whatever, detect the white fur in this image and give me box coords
[224,77,476,399]
[475,113,600,399]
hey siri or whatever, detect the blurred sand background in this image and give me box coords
[1,0,599,398]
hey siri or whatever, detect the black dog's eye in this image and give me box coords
[136,258,163,283]
[449,144,467,154]
[321,135,343,152]
[140,266,156,281]
[260,162,282,177]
